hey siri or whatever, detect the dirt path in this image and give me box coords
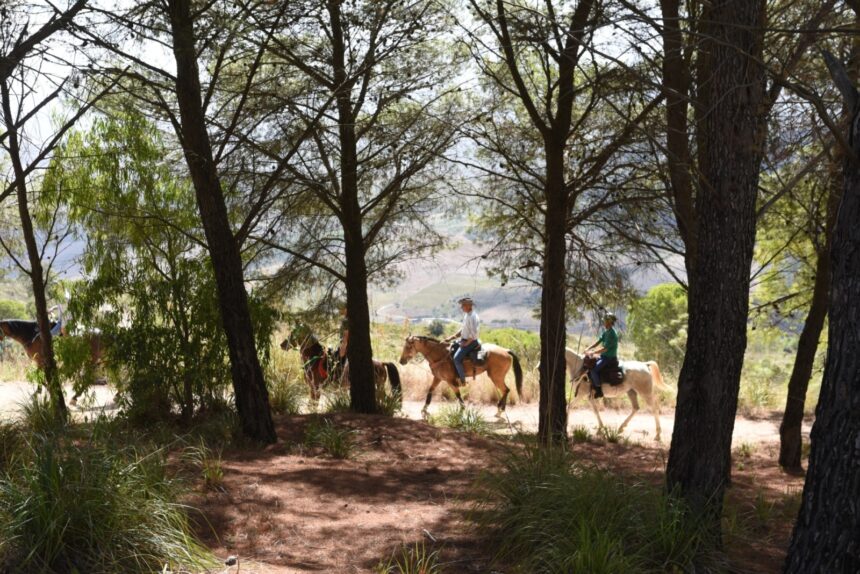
[403,399,810,447]
[0,380,116,418]
[0,380,809,447]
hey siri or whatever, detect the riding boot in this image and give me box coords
[591,384,604,399]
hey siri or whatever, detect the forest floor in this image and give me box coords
[0,381,810,573]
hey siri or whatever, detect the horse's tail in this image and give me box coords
[384,362,402,401]
[510,351,523,397]
[648,361,670,391]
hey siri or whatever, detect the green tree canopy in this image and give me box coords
[627,283,687,371]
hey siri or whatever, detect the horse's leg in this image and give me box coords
[490,369,510,416]
[618,388,639,434]
[588,397,605,431]
[423,377,442,417]
[647,392,662,442]
[306,371,320,408]
[453,385,465,410]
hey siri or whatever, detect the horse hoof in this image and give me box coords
[421,408,429,419]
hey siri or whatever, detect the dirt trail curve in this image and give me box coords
[0,381,808,446]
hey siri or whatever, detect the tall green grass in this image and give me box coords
[471,446,723,573]
[429,405,491,435]
[0,433,214,573]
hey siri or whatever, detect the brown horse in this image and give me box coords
[0,320,104,366]
[0,320,105,404]
[398,335,523,417]
[280,330,401,404]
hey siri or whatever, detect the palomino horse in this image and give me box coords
[398,335,523,417]
[565,348,669,441]
[280,330,401,404]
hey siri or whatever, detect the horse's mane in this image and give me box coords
[413,335,442,344]
[0,320,40,342]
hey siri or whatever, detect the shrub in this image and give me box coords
[0,435,214,573]
[374,541,442,574]
[571,425,592,443]
[429,405,491,435]
[471,446,721,573]
[182,441,225,491]
[303,417,357,459]
[628,283,687,372]
[20,392,66,437]
[598,425,624,444]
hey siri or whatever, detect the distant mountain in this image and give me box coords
[370,216,676,333]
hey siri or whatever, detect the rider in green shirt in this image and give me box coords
[584,313,619,398]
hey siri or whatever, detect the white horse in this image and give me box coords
[565,348,670,441]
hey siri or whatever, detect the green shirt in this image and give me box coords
[599,327,619,358]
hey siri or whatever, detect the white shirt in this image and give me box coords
[460,310,479,341]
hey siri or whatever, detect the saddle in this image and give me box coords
[449,341,489,366]
[582,354,624,386]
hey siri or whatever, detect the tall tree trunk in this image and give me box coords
[1,79,67,421]
[666,0,767,523]
[659,0,696,271]
[167,0,275,443]
[784,51,860,573]
[328,0,376,413]
[537,142,569,445]
[343,225,376,413]
[778,167,839,471]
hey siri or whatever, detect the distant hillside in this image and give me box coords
[369,216,676,333]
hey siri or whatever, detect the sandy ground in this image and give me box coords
[0,380,116,419]
[404,399,813,447]
[0,379,811,448]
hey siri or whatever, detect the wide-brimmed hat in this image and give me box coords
[603,312,617,323]
[457,297,474,305]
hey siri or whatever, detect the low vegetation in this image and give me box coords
[428,405,492,435]
[0,414,214,573]
[471,446,722,574]
[302,417,357,459]
[374,541,442,574]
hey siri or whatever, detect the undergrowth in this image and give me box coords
[428,405,491,435]
[303,417,357,459]
[471,446,724,573]
[374,540,442,574]
[0,427,214,573]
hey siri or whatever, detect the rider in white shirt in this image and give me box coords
[444,297,480,385]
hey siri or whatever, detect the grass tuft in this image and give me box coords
[570,425,592,443]
[182,440,225,491]
[374,540,442,574]
[470,445,722,573]
[428,405,491,435]
[597,425,624,444]
[303,417,357,459]
[0,434,214,573]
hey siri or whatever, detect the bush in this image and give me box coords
[303,417,357,459]
[628,283,687,372]
[429,405,491,435]
[375,541,442,574]
[471,446,721,573]
[0,434,214,573]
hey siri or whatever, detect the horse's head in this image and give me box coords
[399,335,416,365]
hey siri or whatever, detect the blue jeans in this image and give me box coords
[589,356,617,389]
[454,340,479,381]
[50,320,63,337]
